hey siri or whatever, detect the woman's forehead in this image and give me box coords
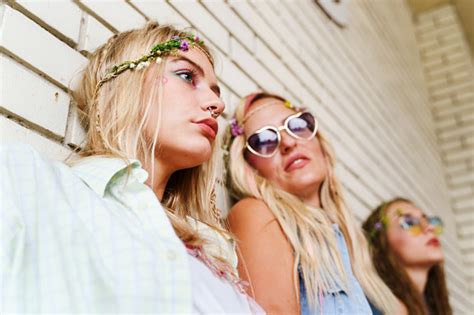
[388,201,423,217]
[244,100,295,129]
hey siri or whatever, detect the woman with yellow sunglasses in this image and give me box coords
[363,198,452,315]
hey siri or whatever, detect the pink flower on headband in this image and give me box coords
[374,222,383,230]
[230,118,244,137]
[179,40,189,51]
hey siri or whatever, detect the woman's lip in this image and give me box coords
[194,118,218,140]
[196,122,216,139]
[426,238,440,247]
[285,156,310,172]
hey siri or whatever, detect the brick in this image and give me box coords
[418,38,440,52]
[454,210,474,225]
[201,0,255,52]
[82,14,114,52]
[228,0,282,57]
[130,0,189,27]
[64,104,86,148]
[17,0,82,43]
[81,0,145,32]
[427,62,467,79]
[1,6,88,88]
[440,138,463,151]
[448,172,474,187]
[453,89,474,104]
[445,151,473,167]
[435,101,474,119]
[454,197,474,210]
[254,38,302,96]
[446,161,470,174]
[1,116,71,161]
[464,133,474,146]
[169,0,230,54]
[439,123,474,141]
[432,94,454,108]
[435,116,457,130]
[458,226,474,239]
[426,74,449,87]
[415,19,436,34]
[218,57,257,97]
[451,186,474,200]
[229,37,283,93]
[1,55,70,137]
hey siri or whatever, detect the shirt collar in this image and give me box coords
[71,157,147,197]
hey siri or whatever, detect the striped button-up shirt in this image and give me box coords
[1,144,191,313]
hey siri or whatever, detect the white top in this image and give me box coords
[189,254,264,314]
[1,144,263,314]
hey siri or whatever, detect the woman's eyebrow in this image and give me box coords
[172,56,220,97]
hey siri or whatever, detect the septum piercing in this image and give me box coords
[207,106,220,119]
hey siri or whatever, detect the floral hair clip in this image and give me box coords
[230,118,244,137]
[369,214,389,239]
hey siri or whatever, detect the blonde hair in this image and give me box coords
[226,92,399,313]
[72,22,228,254]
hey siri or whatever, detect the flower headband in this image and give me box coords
[98,35,205,86]
[229,99,297,137]
[92,35,207,149]
[369,208,403,239]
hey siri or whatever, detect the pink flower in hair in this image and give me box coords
[230,118,244,137]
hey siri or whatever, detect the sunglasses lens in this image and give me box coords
[400,216,422,236]
[247,129,279,156]
[287,113,316,139]
[429,216,444,235]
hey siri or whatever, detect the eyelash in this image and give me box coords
[175,68,198,85]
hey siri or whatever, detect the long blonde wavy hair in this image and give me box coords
[226,92,399,313]
[71,22,228,254]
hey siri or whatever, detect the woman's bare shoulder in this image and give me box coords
[228,197,276,228]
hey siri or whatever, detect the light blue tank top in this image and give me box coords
[299,224,373,315]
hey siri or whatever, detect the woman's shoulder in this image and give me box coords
[228,197,276,227]
[1,143,71,180]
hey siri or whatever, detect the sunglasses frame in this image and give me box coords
[397,214,444,236]
[245,111,318,158]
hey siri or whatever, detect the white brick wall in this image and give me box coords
[1,0,472,312]
[414,3,474,304]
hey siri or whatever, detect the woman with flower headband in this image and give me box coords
[362,198,452,315]
[224,92,399,314]
[1,23,263,313]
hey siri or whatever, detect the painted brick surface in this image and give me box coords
[414,3,474,301]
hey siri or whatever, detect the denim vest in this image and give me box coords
[299,224,373,315]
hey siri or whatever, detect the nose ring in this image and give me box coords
[207,106,220,119]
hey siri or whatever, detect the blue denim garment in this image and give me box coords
[299,224,373,315]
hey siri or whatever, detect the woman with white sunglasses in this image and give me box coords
[224,92,399,314]
[362,198,452,315]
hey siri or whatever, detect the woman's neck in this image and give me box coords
[405,266,429,294]
[301,190,322,208]
[144,159,175,201]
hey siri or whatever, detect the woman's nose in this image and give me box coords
[279,130,297,154]
[423,220,435,234]
[202,91,225,118]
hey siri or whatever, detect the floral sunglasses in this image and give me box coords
[397,212,444,236]
[246,112,318,158]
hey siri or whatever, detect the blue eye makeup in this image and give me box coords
[173,67,199,85]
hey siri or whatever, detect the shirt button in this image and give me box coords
[167,250,177,261]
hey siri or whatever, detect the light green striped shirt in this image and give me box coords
[1,144,191,313]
